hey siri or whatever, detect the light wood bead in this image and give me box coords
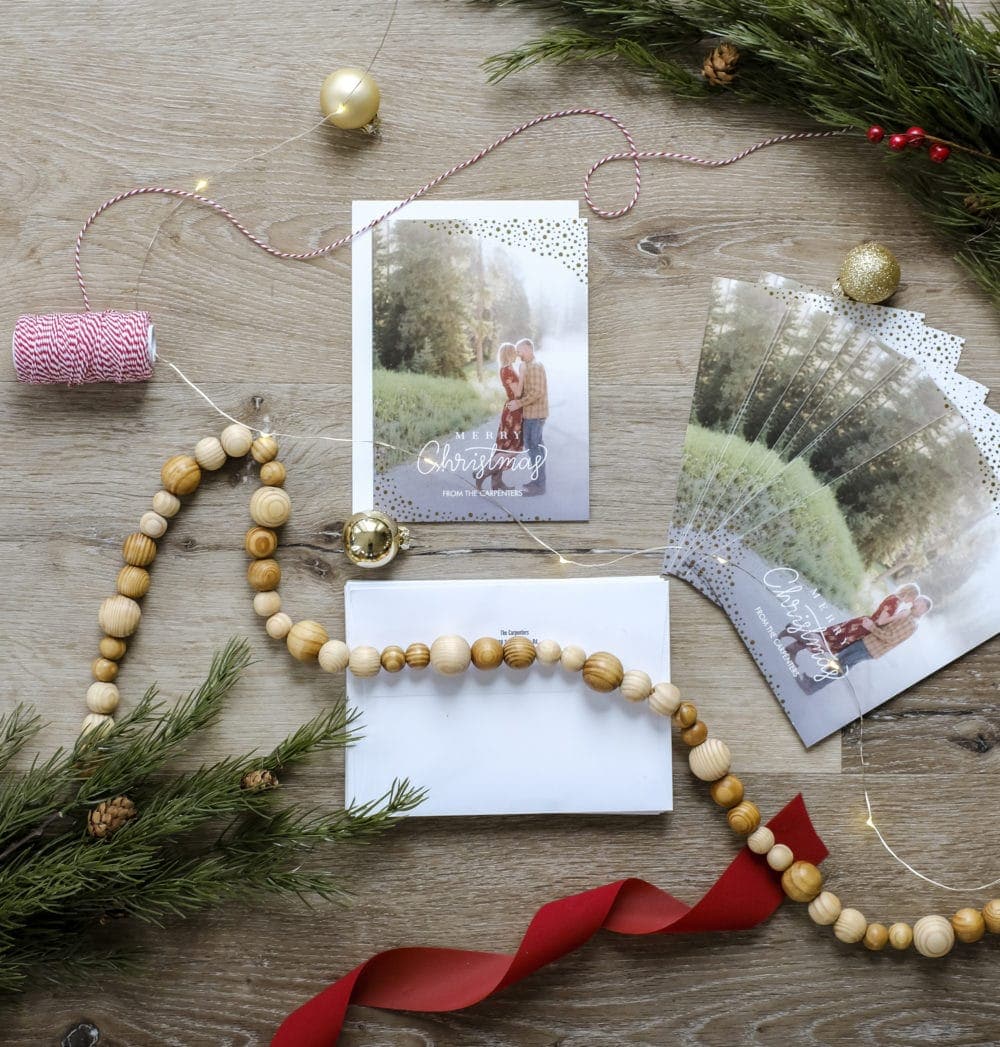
[349,645,382,678]
[260,461,286,486]
[253,590,282,617]
[709,774,744,809]
[582,651,624,693]
[251,435,279,463]
[535,639,561,664]
[560,644,587,672]
[681,720,708,747]
[122,532,157,567]
[381,646,406,672]
[952,907,986,944]
[80,712,113,738]
[471,637,503,670]
[688,738,731,782]
[98,636,127,661]
[161,454,201,495]
[430,635,471,675]
[503,636,536,669]
[888,922,913,950]
[91,657,119,683]
[245,526,278,559]
[863,923,889,951]
[834,908,868,944]
[673,701,698,729]
[247,558,281,592]
[194,436,227,471]
[265,612,293,639]
[781,861,823,903]
[86,681,120,715]
[151,490,181,518]
[648,682,682,717]
[727,800,761,837]
[748,826,775,855]
[139,511,168,539]
[982,899,1000,934]
[405,643,431,669]
[116,565,151,599]
[98,595,141,637]
[220,423,254,457]
[318,640,350,673]
[249,486,291,528]
[808,891,842,926]
[286,620,328,662]
[766,843,794,871]
[913,914,955,958]
[620,669,652,703]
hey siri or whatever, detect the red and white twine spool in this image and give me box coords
[12,108,843,386]
[13,310,155,385]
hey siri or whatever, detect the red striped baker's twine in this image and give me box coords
[74,107,845,310]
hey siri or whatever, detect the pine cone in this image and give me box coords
[87,795,137,838]
[241,768,279,791]
[703,43,740,87]
[964,194,997,218]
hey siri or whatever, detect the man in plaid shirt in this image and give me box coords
[510,338,548,496]
[831,594,932,678]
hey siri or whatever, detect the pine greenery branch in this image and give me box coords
[0,639,423,994]
[484,0,1000,304]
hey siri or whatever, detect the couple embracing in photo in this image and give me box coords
[474,338,548,496]
[781,582,934,693]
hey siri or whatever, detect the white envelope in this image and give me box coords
[344,576,672,816]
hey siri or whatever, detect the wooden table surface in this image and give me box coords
[2,2,998,1043]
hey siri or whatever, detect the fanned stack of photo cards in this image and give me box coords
[663,276,1000,746]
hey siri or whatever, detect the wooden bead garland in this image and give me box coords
[581,651,623,693]
[83,424,1000,967]
[250,486,292,528]
[161,454,201,495]
[502,636,536,669]
[471,637,503,670]
[913,914,955,958]
[430,635,471,675]
[98,595,141,637]
[122,532,157,567]
[286,620,328,662]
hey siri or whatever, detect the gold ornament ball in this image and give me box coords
[838,242,901,304]
[343,510,409,569]
[320,67,380,130]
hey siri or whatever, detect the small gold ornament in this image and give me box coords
[320,67,380,131]
[837,242,901,304]
[343,510,410,569]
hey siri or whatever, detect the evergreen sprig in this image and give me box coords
[0,639,425,994]
[484,0,1000,304]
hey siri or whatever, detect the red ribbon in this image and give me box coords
[273,794,825,1047]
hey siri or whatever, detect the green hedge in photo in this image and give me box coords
[676,424,865,608]
[373,368,505,470]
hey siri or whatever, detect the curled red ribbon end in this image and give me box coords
[273,794,826,1047]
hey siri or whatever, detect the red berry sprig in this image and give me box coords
[866,123,950,163]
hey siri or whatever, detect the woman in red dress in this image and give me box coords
[780,583,919,659]
[476,343,523,491]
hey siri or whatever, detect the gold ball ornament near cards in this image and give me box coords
[837,241,901,303]
[320,67,381,131]
[343,509,410,569]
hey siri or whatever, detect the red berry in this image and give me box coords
[928,143,951,163]
[905,125,926,148]
[887,133,909,151]
[866,125,885,144]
